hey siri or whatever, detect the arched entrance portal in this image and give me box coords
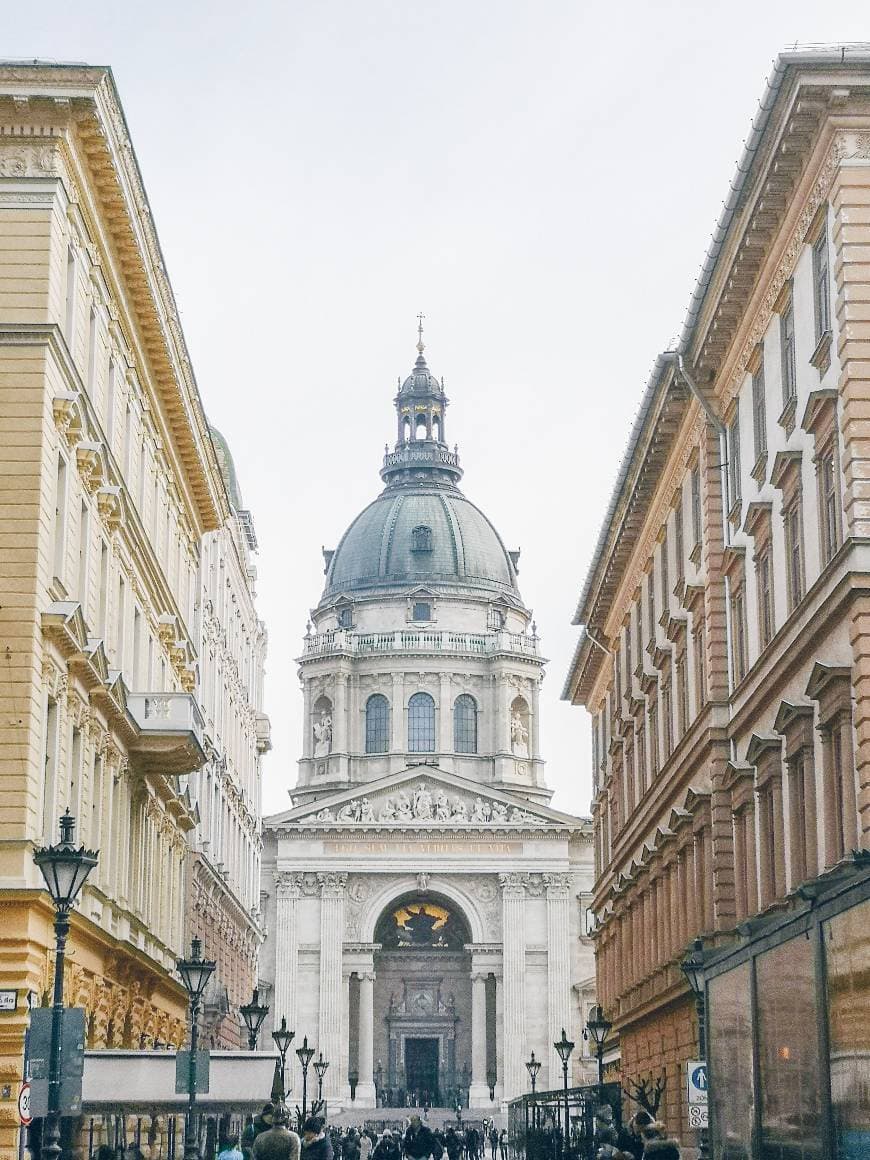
[371,893,472,1107]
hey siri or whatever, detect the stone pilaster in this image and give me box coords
[439,672,452,753]
[544,873,572,1086]
[357,970,376,1105]
[469,971,489,1103]
[317,872,347,1099]
[499,872,527,1102]
[274,872,302,1031]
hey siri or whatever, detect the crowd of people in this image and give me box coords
[592,1106,682,1160]
[233,1109,507,1160]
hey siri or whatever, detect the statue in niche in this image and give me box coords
[413,783,433,819]
[394,789,413,820]
[451,797,468,821]
[313,710,333,757]
[471,797,490,823]
[490,800,508,822]
[379,796,396,821]
[358,797,376,822]
[434,790,451,820]
[510,709,529,758]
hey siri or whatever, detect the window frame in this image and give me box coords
[453,693,478,754]
[407,691,436,753]
[365,693,390,755]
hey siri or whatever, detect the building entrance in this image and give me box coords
[405,1037,439,1104]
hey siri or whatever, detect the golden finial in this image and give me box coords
[416,312,426,354]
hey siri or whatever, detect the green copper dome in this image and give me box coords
[320,330,522,606]
[322,486,521,602]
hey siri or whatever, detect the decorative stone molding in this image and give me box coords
[312,783,542,827]
[275,871,302,900]
[317,871,347,897]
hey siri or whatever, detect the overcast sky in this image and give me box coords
[7,2,869,816]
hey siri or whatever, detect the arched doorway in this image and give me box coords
[371,892,472,1108]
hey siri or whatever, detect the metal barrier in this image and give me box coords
[507,1083,622,1160]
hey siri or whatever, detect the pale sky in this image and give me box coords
[6,2,869,817]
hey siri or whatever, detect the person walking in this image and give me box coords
[219,1137,244,1160]
[253,1104,301,1160]
[301,1118,333,1160]
[497,1130,507,1160]
[487,1129,497,1160]
[360,1132,373,1160]
[402,1115,440,1160]
[372,1131,400,1160]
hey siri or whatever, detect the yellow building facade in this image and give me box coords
[0,63,232,1155]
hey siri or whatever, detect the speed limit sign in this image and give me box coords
[18,1081,32,1126]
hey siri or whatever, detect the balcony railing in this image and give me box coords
[127,692,206,775]
[301,628,539,659]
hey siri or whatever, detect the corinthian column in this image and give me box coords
[318,872,347,1099]
[274,872,302,1032]
[545,873,572,1087]
[469,972,489,1104]
[499,872,527,1102]
[357,971,376,1106]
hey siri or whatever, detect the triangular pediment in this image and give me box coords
[265,766,587,831]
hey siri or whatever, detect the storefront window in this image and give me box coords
[709,960,754,1159]
[825,899,870,1160]
[756,936,823,1159]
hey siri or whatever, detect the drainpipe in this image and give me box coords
[673,353,737,708]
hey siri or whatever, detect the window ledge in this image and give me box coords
[809,329,833,376]
[689,542,702,567]
[778,395,798,438]
[750,450,768,485]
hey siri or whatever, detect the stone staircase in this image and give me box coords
[327,1107,505,1130]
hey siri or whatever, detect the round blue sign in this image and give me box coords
[691,1065,708,1091]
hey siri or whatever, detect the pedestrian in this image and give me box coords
[253,1104,301,1160]
[402,1114,439,1160]
[244,1104,276,1160]
[487,1128,497,1160]
[464,1127,479,1160]
[219,1137,244,1160]
[343,1132,361,1160]
[498,1130,507,1160]
[360,1133,373,1160]
[641,1141,680,1160]
[301,1117,333,1160]
[372,1131,400,1160]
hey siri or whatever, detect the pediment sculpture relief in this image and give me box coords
[311,781,543,825]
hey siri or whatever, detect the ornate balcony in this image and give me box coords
[127,692,206,775]
[301,628,540,660]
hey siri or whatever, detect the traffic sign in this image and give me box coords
[688,1104,708,1129]
[18,1082,32,1126]
[175,1050,210,1095]
[686,1058,708,1106]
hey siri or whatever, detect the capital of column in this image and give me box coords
[470,972,488,985]
[318,872,348,897]
[499,872,526,898]
[359,971,376,983]
[543,872,572,898]
[275,871,303,900]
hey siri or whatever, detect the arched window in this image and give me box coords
[411,525,433,552]
[408,692,436,753]
[454,694,478,754]
[365,694,390,754]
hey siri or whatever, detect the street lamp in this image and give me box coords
[583,1004,612,1090]
[33,810,98,1160]
[176,937,216,1160]
[271,1017,295,1100]
[239,988,270,1050]
[553,1027,575,1160]
[313,1052,329,1103]
[525,1050,541,1094]
[680,939,710,1160]
[295,1034,315,1121]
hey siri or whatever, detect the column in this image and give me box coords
[357,971,376,1106]
[545,873,572,1084]
[274,872,302,1033]
[334,672,348,753]
[733,812,747,921]
[839,712,859,851]
[531,675,541,759]
[318,872,346,1100]
[820,724,840,867]
[494,972,504,1103]
[469,972,489,1103]
[439,672,452,753]
[772,775,786,897]
[758,788,774,908]
[391,673,404,753]
[499,873,527,1103]
[302,679,313,758]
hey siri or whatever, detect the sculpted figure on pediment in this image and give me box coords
[451,796,468,821]
[413,782,433,819]
[434,790,451,820]
[337,800,359,822]
[394,789,413,820]
[490,800,508,823]
[315,807,334,822]
[379,796,397,821]
[471,797,490,823]
[358,797,376,822]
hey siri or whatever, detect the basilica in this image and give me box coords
[260,331,595,1113]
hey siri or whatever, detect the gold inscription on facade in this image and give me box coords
[323,840,523,856]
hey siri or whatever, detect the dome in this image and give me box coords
[400,350,443,397]
[322,485,521,603]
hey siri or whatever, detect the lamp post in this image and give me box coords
[239,988,270,1050]
[271,1017,295,1101]
[296,1034,315,1122]
[583,1004,612,1093]
[176,937,216,1160]
[313,1053,329,1103]
[680,939,710,1160]
[33,810,98,1160]
[553,1028,574,1160]
[525,1051,541,1134]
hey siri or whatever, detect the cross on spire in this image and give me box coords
[416,312,425,353]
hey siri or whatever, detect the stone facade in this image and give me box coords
[563,52,870,1149]
[0,64,264,1155]
[262,336,596,1112]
